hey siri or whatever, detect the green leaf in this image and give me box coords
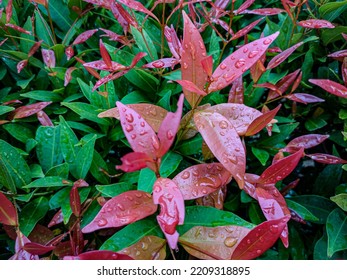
[45,163,69,178]
[138,168,156,193]
[90,151,110,184]
[290,195,337,224]
[0,140,31,193]
[176,134,203,155]
[177,206,254,235]
[330,193,347,211]
[159,151,183,177]
[258,123,299,147]
[251,147,269,166]
[313,163,343,197]
[0,105,14,115]
[100,218,163,251]
[39,0,73,32]
[321,26,347,45]
[80,200,101,229]
[78,78,109,109]
[20,17,35,54]
[327,208,347,257]
[22,176,72,189]
[96,182,135,197]
[209,29,221,67]
[34,10,54,46]
[305,117,327,131]
[2,123,34,143]
[36,126,63,173]
[59,116,79,165]
[286,199,319,223]
[319,1,347,22]
[131,26,158,62]
[20,90,63,102]
[19,197,49,236]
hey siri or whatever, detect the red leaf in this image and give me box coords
[0,192,18,226]
[98,104,168,132]
[228,76,244,103]
[240,8,285,15]
[245,104,281,136]
[253,82,281,93]
[37,110,53,126]
[70,186,81,217]
[73,179,89,188]
[201,55,213,77]
[113,2,138,29]
[6,0,13,24]
[196,185,227,210]
[83,0,111,9]
[291,70,302,93]
[28,40,43,57]
[99,39,112,69]
[176,80,207,97]
[72,29,98,45]
[181,11,208,107]
[298,19,335,29]
[23,242,55,255]
[231,216,290,260]
[164,25,182,60]
[5,23,31,35]
[83,60,126,71]
[250,55,266,83]
[283,134,329,153]
[234,0,255,14]
[309,79,347,98]
[48,209,63,227]
[118,0,159,22]
[129,52,147,68]
[100,28,130,45]
[267,41,303,70]
[116,152,154,172]
[116,101,159,159]
[203,103,262,136]
[173,163,231,200]
[82,190,157,233]
[92,70,128,91]
[209,32,279,93]
[75,57,101,79]
[267,69,301,100]
[153,178,185,249]
[194,112,246,189]
[257,148,304,185]
[41,49,56,68]
[157,94,184,157]
[64,250,133,260]
[231,18,264,41]
[11,101,52,119]
[143,58,178,69]
[306,153,347,164]
[17,60,28,73]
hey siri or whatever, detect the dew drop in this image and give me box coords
[140,122,145,127]
[191,189,199,197]
[149,108,157,116]
[117,203,125,211]
[248,50,259,58]
[141,242,149,251]
[97,218,108,227]
[152,60,165,68]
[125,124,134,132]
[183,62,188,69]
[45,128,53,137]
[151,136,160,150]
[181,171,190,179]
[243,47,248,53]
[167,130,174,140]
[246,239,252,244]
[125,113,134,123]
[154,185,162,193]
[199,41,205,50]
[269,224,279,234]
[256,249,262,255]
[131,134,136,139]
[235,59,246,69]
[135,192,143,198]
[224,237,238,248]
[138,141,146,147]
[220,63,227,70]
[263,38,272,45]
[219,120,229,129]
[235,147,241,152]
[220,131,225,136]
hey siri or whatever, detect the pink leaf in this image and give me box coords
[231,18,264,41]
[65,46,74,61]
[298,19,335,29]
[72,29,98,45]
[82,190,157,233]
[23,242,55,255]
[201,55,213,77]
[41,49,56,68]
[64,67,77,86]
[11,101,52,119]
[37,110,53,126]
[10,232,39,260]
[164,25,182,60]
[118,0,159,22]
[143,58,179,69]
[240,8,285,15]
[228,76,244,103]
[234,0,255,15]
[129,52,147,68]
[153,178,185,250]
[253,82,281,93]
[250,56,266,83]
[111,2,130,34]
[209,32,279,93]
[283,134,329,153]
[116,101,159,159]
[83,0,111,9]
[306,153,347,164]
[290,70,302,93]
[309,79,347,98]
[83,60,126,71]
[28,40,43,57]
[116,152,154,172]
[176,80,207,97]
[100,28,129,45]
[17,60,28,73]
[181,10,208,107]
[231,216,290,260]
[173,163,231,200]
[5,23,31,35]
[156,94,184,157]
[0,192,18,226]
[194,112,246,189]
[113,2,138,29]
[245,104,281,136]
[327,50,347,61]
[92,70,128,91]
[64,250,133,260]
[267,41,304,70]
[257,148,304,185]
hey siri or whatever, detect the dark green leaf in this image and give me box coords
[159,151,183,177]
[327,208,347,257]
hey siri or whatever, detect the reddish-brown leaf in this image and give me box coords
[0,192,18,226]
[231,216,290,260]
[83,0,111,9]
[116,101,159,159]
[64,67,77,86]
[153,178,185,249]
[179,226,251,260]
[201,55,213,77]
[70,186,81,217]
[143,58,179,69]
[5,23,31,35]
[28,224,55,245]
[298,19,335,29]
[92,70,129,91]
[11,101,52,119]
[82,190,157,233]
[257,148,304,185]
[231,18,264,41]
[234,0,255,14]
[157,94,184,157]
[240,8,285,15]
[28,40,43,57]
[250,55,266,83]
[99,39,112,69]
[72,29,98,45]
[173,163,231,200]
[253,82,281,93]
[37,110,53,126]
[306,153,347,164]
[64,250,133,260]
[17,60,28,73]
[181,10,208,107]
[309,79,347,98]
[209,32,279,93]
[116,152,154,172]
[327,50,347,61]
[48,209,63,228]
[129,52,147,68]
[117,235,167,260]
[164,25,181,60]
[283,134,329,153]
[100,28,130,45]
[291,70,302,93]
[6,0,13,24]
[228,76,244,103]
[41,49,56,68]
[267,69,301,100]
[194,112,246,189]
[65,46,74,60]
[75,57,101,79]
[267,41,303,70]
[111,2,130,34]
[175,80,207,97]
[23,242,55,255]
[245,104,281,136]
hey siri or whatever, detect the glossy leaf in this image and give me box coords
[286,93,325,104]
[267,69,301,100]
[23,242,55,255]
[116,152,154,172]
[194,112,246,188]
[179,226,251,260]
[118,235,166,260]
[326,208,347,257]
[231,216,290,260]
[209,32,279,92]
[175,80,207,97]
[153,178,185,249]
[298,19,335,29]
[309,79,347,98]
[64,250,133,260]
[330,194,347,211]
[0,192,18,226]
[306,153,347,164]
[72,29,98,45]
[257,148,304,185]
[157,94,184,157]
[231,18,264,41]
[37,111,53,126]
[245,105,281,136]
[342,58,347,87]
[173,163,231,200]
[181,11,208,107]
[11,101,52,119]
[228,76,244,103]
[267,42,303,70]
[283,134,329,153]
[82,190,157,233]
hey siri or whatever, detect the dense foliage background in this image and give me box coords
[1,0,347,260]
